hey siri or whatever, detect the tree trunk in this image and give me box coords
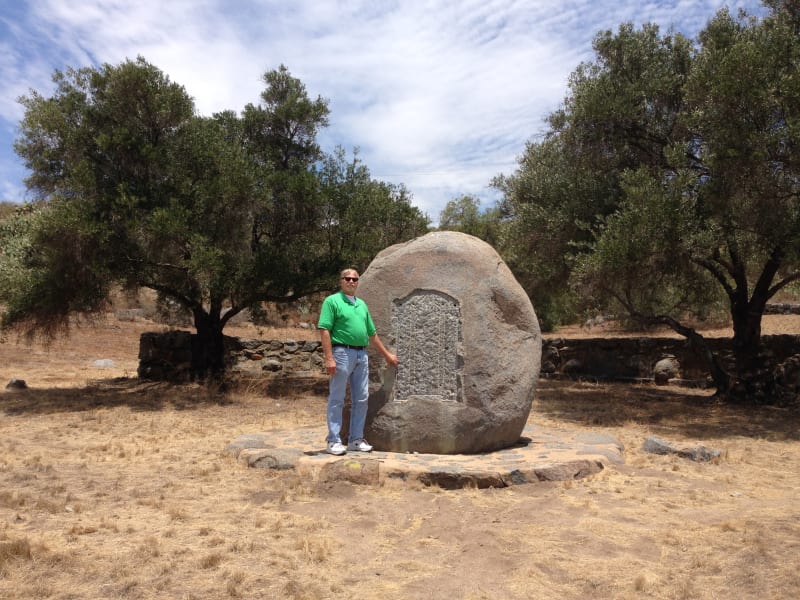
[731,297,763,370]
[191,309,226,379]
[691,335,731,396]
[728,295,774,402]
[681,328,731,396]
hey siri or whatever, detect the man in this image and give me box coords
[317,268,398,455]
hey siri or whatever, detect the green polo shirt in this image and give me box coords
[317,292,377,346]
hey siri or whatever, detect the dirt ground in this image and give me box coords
[1,315,799,599]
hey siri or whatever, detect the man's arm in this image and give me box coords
[369,333,399,367]
[319,328,337,375]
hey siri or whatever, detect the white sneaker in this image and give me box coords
[326,441,346,455]
[347,439,373,452]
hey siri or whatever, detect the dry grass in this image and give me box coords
[0,314,799,598]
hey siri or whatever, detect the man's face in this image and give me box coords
[340,271,360,294]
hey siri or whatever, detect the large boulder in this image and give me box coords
[358,231,541,454]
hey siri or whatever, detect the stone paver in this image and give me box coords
[225,425,624,489]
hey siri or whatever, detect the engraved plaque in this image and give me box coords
[391,291,461,402]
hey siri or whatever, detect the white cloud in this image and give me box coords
[0,0,767,218]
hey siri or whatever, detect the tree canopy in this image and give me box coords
[2,58,428,376]
[437,195,503,247]
[496,4,800,400]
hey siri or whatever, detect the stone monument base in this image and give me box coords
[225,425,624,490]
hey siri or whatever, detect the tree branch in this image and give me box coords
[691,255,735,298]
[126,255,189,273]
[141,282,203,313]
[751,246,785,308]
[606,286,731,393]
[768,270,800,298]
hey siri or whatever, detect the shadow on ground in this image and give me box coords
[535,379,800,441]
[3,376,798,443]
[0,378,236,415]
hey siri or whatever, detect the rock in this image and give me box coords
[541,361,557,374]
[562,358,583,375]
[529,460,604,482]
[642,436,721,462]
[262,360,282,372]
[319,458,380,485]
[419,468,506,490]
[5,378,28,390]
[653,356,680,385]
[237,339,266,351]
[541,345,560,374]
[239,448,304,470]
[91,359,115,368]
[542,344,561,367]
[642,436,676,455]
[358,231,542,454]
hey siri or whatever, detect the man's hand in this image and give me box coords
[319,328,337,376]
[324,357,337,376]
[370,333,398,369]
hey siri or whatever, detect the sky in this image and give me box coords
[0,0,766,223]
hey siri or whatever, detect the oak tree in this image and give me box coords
[497,4,800,400]
[4,58,428,377]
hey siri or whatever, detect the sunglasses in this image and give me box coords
[342,276,359,282]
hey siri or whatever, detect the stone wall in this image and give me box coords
[544,335,800,384]
[764,303,800,315]
[138,330,800,386]
[137,332,324,381]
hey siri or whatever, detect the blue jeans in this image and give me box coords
[326,346,369,444]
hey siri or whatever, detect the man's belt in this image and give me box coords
[333,344,366,350]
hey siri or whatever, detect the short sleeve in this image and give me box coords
[317,296,335,330]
